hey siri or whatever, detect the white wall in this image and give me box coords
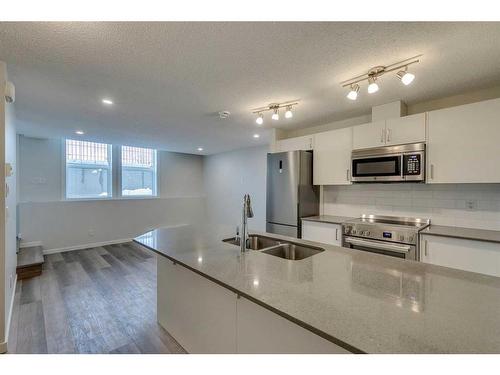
[323,184,500,230]
[18,136,205,252]
[1,61,17,353]
[204,145,268,238]
[18,136,62,202]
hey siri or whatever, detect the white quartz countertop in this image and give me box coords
[135,225,500,353]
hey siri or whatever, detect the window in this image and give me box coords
[121,146,157,196]
[65,139,112,199]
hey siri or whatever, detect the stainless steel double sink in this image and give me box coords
[223,234,324,260]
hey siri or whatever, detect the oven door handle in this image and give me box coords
[344,237,411,253]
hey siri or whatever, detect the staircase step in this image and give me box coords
[17,246,45,280]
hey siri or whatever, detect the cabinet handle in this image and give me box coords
[430,164,434,180]
[387,128,392,142]
[424,240,428,257]
[346,169,350,181]
[335,228,338,241]
[380,128,385,143]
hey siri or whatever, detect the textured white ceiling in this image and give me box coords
[1,22,500,154]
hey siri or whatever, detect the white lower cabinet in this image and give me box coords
[158,255,350,353]
[236,296,349,354]
[302,220,342,247]
[420,234,500,277]
[157,256,237,353]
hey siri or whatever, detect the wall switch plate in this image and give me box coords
[466,200,478,211]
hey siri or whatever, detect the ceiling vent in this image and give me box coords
[218,110,231,119]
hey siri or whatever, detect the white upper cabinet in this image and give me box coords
[352,120,386,150]
[385,113,426,146]
[426,98,500,183]
[313,127,352,185]
[274,135,313,153]
[352,115,426,150]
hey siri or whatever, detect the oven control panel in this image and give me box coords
[343,224,417,245]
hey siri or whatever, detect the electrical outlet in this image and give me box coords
[88,229,95,237]
[466,200,477,211]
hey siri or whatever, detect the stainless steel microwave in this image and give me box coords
[351,143,425,183]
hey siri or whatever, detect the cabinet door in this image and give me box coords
[302,221,342,247]
[313,127,352,185]
[352,120,386,150]
[385,113,426,146]
[236,297,350,353]
[420,234,500,277]
[276,135,313,152]
[157,256,237,353]
[427,98,500,183]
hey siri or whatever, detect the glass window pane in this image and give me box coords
[66,139,112,199]
[121,146,157,196]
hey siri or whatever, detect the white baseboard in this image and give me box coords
[4,274,18,353]
[43,238,133,255]
[19,241,43,248]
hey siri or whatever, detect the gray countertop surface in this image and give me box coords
[421,225,500,244]
[135,225,500,354]
[301,215,354,225]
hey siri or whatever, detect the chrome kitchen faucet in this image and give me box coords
[240,194,254,252]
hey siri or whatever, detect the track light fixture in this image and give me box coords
[255,113,264,125]
[252,101,299,124]
[397,67,415,86]
[346,84,359,100]
[272,108,280,121]
[341,55,421,100]
[367,76,379,94]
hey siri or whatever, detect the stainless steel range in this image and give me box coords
[342,215,430,261]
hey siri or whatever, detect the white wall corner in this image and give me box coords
[372,100,407,121]
[3,274,17,354]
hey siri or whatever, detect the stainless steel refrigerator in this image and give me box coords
[266,150,319,238]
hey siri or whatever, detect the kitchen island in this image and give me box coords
[135,225,500,354]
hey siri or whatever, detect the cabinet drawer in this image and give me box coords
[302,220,342,246]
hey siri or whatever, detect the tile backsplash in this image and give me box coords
[323,184,500,230]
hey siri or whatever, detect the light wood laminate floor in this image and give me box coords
[7,242,186,354]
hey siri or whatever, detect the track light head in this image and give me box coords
[347,84,360,100]
[367,76,379,94]
[272,108,280,121]
[255,113,264,125]
[285,105,293,119]
[397,68,415,85]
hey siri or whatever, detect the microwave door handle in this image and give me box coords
[401,154,404,179]
[345,237,411,253]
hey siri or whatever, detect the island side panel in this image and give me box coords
[236,296,351,354]
[157,256,237,353]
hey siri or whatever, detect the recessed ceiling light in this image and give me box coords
[75,130,85,135]
[253,134,260,139]
[197,147,204,152]
[102,98,113,105]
